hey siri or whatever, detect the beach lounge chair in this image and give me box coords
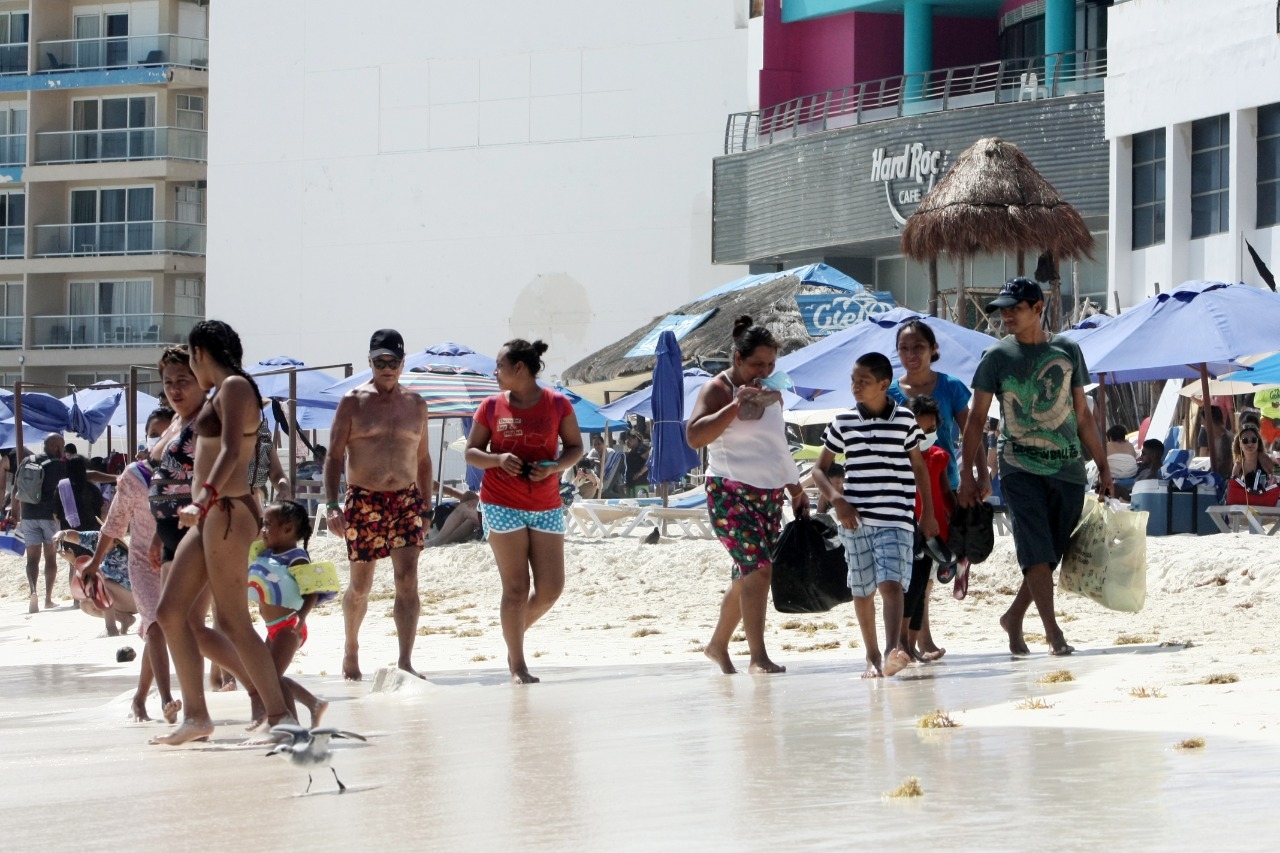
[567,499,659,538]
[1204,504,1280,535]
[632,506,715,539]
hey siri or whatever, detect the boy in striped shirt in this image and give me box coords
[812,353,938,678]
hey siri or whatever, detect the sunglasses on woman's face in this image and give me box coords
[1240,436,1259,445]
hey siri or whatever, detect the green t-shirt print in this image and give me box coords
[973,334,1088,484]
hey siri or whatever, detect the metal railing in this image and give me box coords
[0,225,23,259]
[0,316,21,348]
[35,127,208,164]
[0,43,28,75]
[31,313,200,349]
[32,221,206,257]
[38,34,208,73]
[0,133,25,167]
[725,49,1107,154]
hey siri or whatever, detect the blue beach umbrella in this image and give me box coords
[776,307,996,392]
[553,385,623,433]
[66,389,122,442]
[647,331,700,491]
[0,392,73,435]
[598,369,715,421]
[250,357,343,409]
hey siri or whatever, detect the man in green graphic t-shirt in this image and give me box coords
[958,277,1113,657]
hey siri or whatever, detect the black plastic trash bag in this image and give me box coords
[770,515,853,613]
[948,502,995,564]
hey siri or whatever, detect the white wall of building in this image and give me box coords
[208,1,749,377]
[1106,0,1280,310]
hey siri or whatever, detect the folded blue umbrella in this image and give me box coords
[647,331,701,487]
[0,392,72,435]
[67,390,122,442]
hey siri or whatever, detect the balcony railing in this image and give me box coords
[0,316,21,348]
[0,43,28,76]
[725,48,1107,154]
[33,221,206,257]
[32,313,200,349]
[35,127,208,164]
[0,226,23,259]
[39,34,208,73]
[0,133,26,167]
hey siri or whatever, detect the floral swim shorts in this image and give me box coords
[706,477,785,580]
[343,484,426,563]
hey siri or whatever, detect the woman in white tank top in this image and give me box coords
[687,315,808,675]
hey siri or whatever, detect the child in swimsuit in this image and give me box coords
[246,500,339,729]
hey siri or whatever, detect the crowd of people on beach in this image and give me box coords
[5,274,1277,744]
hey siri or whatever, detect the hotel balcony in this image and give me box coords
[726,49,1106,153]
[0,226,23,259]
[0,316,21,349]
[32,221,206,258]
[31,312,200,349]
[39,34,208,73]
[0,43,28,76]
[34,127,207,165]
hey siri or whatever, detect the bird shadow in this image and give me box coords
[285,783,383,798]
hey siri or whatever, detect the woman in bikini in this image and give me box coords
[153,321,297,745]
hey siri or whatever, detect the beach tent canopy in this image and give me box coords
[1220,351,1280,386]
[324,341,495,398]
[598,369,715,421]
[552,385,623,434]
[250,357,343,409]
[694,263,866,301]
[777,307,997,394]
[564,275,889,387]
[1074,281,1280,381]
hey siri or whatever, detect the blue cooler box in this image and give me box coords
[1129,480,1218,536]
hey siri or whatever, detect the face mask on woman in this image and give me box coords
[919,431,938,451]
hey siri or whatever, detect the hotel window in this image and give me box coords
[0,191,23,258]
[174,278,203,317]
[1132,130,1165,249]
[0,12,29,75]
[0,103,25,166]
[1258,103,1280,227]
[176,95,205,130]
[0,281,22,348]
[1190,114,1230,238]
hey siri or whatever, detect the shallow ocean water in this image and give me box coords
[0,653,1274,852]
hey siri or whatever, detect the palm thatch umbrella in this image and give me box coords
[901,137,1095,330]
[562,275,823,389]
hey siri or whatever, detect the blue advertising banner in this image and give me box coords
[796,292,896,336]
[625,312,715,358]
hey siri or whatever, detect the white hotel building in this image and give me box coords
[208,2,752,377]
[1107,0,1280,308]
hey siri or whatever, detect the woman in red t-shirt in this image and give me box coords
[465,339,583,684]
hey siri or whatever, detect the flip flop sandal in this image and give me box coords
[952,558,970,601]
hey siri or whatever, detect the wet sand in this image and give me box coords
[2,532,1279,849]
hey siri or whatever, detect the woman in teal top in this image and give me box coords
[889,319,972,490]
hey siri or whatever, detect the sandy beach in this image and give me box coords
[2,526,1278,849]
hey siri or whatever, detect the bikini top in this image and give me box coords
[194,388,222,438]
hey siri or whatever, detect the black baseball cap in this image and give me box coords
[369,328,405,360]
[987,277,1044,310]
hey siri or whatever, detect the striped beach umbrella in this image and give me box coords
[398,365,499,418]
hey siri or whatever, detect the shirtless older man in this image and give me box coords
[325,329,432,680]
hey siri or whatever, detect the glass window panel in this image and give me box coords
[1153,204,1165,244]
[100,189,126,222]
[1260,138,1280,182]
[8,192,21,225]
[1132,206,1153,249]
[1191,151,1217,194]
[1260,183,1279,228]
[69,281,94,315]
[1154,161,1165,202]
[1134,162,1154,205]
[1134,131,1152,164]
[1191,195,1214,238]
[73,100,98,131]
[129,97,153,128]
[1260,103,1280,137]
[126,187,153,221]
[102,99,127,130]
[1220,191,1232,231]
[71,190,97,223]
[1154,129,1165,159]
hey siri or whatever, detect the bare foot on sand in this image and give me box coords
[106,626,119,637]
[510,667,540,684]
[398,661,426,680]
[748,657,786,674]
[44,598,57,610]
[149,718,214,746]
[118,614,136,635]
[129,701,151,722]
[861,658,884,679]
[162,700,181,725]
[28,593,38,614]
[1000,612,1030,656]
[243,715,299,746]
[216,678,237,693]
[920,646,947,662]
[883,648,912,677]
[1048,635,1075,656]
[703,644,736,674]
[244,717,265,733]
[342,651,362,682]
[310,699,329,728]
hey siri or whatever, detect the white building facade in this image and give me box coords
[208,1,752,377]
[1106,0,1280,310]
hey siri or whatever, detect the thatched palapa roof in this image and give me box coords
[562,276,829,386]
[900,137,1095,262]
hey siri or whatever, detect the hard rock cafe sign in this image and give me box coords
[870,142,949,226]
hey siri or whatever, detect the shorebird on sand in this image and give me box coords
[266,724,367,793]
